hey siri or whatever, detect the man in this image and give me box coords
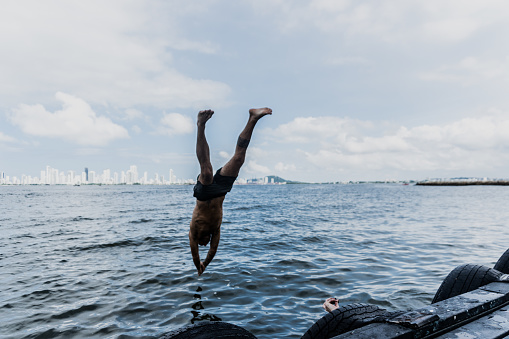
[189,107,272,275]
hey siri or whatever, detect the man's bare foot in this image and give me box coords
[197,109,214,126]
[249,107,272,120]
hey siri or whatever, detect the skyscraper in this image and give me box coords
[128,165,138,184]
[46,166,51,184]
[103,169,111,184]
[169,169,175,184]
[85,167,89,182]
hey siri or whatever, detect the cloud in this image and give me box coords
[10,92,129,146]
[267,116,372,144]
[266,114,509,178]
[0,132,16,143]
[248,0,509,44]
[157,113,194,136]
[131,125,142,134]
[275,162,296,172]
[219,151,230,159]
[0,1,231,109]
[421,17,480,42]
[419,57,509,86]
[246,160,271,175]
[124,109,145,121]
[410,116,509,150]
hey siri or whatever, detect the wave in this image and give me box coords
[129,218,153,224]
[51,304,100,320]
[71,239,140,251]
[21,289,67,301]
[28,328,82,339]
[301,236,322,243]
[24,192,44,198]
[229,204,267,211]
[69,236,175,252]
[275,258,320,270]
[71,216,94,222]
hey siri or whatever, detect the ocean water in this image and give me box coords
[1,184,509,338]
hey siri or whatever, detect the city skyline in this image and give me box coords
[0,165,286,186]
[0,165,182,186]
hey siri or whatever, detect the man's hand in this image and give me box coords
[323,297,339,313]
[197,261,206,276]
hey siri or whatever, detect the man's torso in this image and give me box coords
[190,196,225,244]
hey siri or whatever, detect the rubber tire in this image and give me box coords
[432,264,502,304]
[300,303,388,339]
[494,248,509,273]
[160,321,257,339]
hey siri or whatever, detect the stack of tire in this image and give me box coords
[161,249,509,339]
[301,248,509,339]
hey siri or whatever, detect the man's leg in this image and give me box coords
[220,108,272,177]
[196,110,215,185]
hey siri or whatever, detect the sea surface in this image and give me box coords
[1,184,509,338]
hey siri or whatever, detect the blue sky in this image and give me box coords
[2,0,509,182]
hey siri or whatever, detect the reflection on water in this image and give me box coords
[190,286,222,324]
[1,184,509,338]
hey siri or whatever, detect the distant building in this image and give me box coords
[1,164,189,185]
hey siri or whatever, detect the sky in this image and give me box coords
[2,0,509,183]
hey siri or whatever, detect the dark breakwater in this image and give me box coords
[417,180,509,186]
[1,184,509,338]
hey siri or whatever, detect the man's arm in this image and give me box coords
[189,231,204,275]
[203,228,220,269]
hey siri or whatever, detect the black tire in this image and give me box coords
[432,264,502,304]
[161,321,257,339]
[494,248,509,273]
[300,303,388,339]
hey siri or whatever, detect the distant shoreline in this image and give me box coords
[416,180,509,186]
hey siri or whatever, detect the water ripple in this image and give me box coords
[1,184,509,338]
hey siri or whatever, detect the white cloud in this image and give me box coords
[268,116,371,144]
[266,114,509,179]
[10,92,129,146]
[411,116,509,150]
[157,113,194,136]
[0,1,231,109]
[246,160,271,175]
[124,109,145,121]
[0,132,16,143]
[248,0,509,43]
[246,147,269,158]
[419,57,509,86]
[421,18,480,42]
[219,151,230,159]
[131,125,142,134]
[275,162,296,172]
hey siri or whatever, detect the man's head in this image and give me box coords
[198,233,212,246]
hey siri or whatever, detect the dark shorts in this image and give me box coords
[193,168,237,201]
